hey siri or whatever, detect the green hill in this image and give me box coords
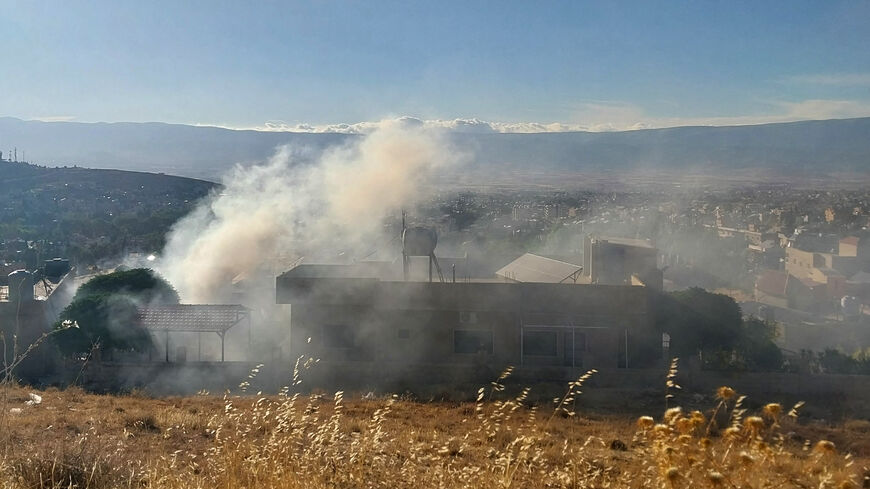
[0,161,216,266]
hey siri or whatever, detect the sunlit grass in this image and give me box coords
[0,363,867,488]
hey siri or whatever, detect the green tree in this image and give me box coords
[738,317,783,371]
[75,268,179,304]
[653,287,784,371]
[654,287,742,356]
[53,268,178,357]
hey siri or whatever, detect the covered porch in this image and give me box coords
[137,304,251,362]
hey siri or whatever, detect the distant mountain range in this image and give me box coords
[1,116,869,180]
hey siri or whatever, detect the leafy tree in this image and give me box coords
[654,287,743,356]
[738,317,783,371]
[653,287,784,371]
[53,268,178,356]
[75,268,179,304]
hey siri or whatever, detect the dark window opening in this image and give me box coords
[454,329,493,354]
[523,331,557,356]
[323,324,354,348]
[397,328,410,339]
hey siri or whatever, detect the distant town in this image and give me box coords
[4,156,870,388]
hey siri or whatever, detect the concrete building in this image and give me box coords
[0,259,75,378]
[754,269,828,313]
[775,240,870,313]
[276,263,657,373]
[582,236,662,289]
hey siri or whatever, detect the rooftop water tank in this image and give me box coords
[402,226,438,256]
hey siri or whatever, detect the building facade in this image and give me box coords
[276,264,657,374]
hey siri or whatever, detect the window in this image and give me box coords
[454,329,493,354]
[397,328,410,339]
[523,331,557,356]
[322,324,354,348]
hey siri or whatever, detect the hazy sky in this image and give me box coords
[2,1,870,131]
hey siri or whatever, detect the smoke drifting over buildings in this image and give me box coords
[158,122,466,303]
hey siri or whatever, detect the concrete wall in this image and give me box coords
[786,248,816,280]
[289,305,628,370]
[277,276,653,372]
[584,238,659,287]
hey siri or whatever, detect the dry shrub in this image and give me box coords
[0,360,866,488]
[4,440,132,489]
[122,411,160,433]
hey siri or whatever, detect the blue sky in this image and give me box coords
[2,0,869,131]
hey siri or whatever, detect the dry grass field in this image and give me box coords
[1,367,869,489]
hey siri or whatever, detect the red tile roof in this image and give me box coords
[840,236,860,246]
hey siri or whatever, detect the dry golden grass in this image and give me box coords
[0,367,868,488]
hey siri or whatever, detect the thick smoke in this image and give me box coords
[159,122,466,303]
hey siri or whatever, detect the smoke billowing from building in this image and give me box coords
[159,122,467,303]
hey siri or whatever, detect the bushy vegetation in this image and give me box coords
[811,348,870,375]
[0,364,865,489]
[654,288,784,371]
[74,268,179,305]
[53,269,178,356]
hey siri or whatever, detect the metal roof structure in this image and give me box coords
[495,253,583,284]
[137,304,249,333]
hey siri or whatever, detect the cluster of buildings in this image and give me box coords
[755,235,870,316]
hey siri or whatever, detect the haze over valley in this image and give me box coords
[3,2,870,488]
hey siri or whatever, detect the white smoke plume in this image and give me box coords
[158,122,466,303]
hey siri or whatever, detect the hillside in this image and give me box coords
[0,117,349,180]
[2,117,870,180]
[0,161,216,265]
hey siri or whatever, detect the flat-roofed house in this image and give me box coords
[276,262,657,375]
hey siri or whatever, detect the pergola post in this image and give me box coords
[164,330,169,363]
[216,331,225,362]
[198,332,202,362]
